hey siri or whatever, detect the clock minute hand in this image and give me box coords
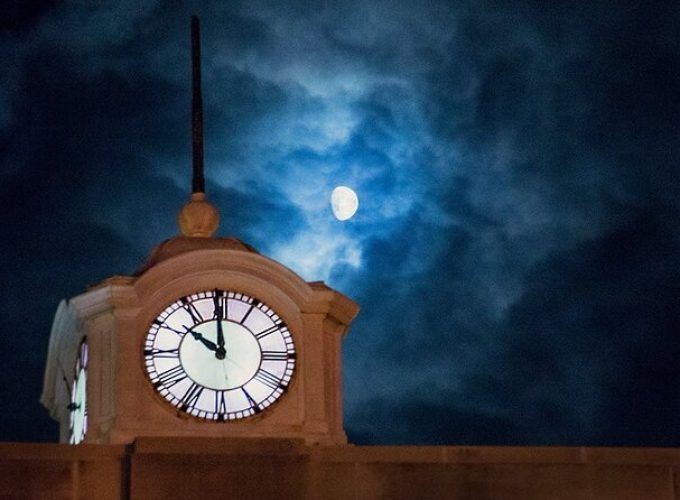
[214,319,227,360]
[184,326,218,352]
[216,318,225,348]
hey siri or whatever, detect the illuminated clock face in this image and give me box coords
[69,338,88,444]
[144,290,296,421]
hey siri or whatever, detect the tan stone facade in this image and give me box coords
[2,439,680,499]
[41,238,359,446]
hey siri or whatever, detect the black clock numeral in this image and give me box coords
[254,369,285,390]
[181,297,204,324]
[239,303,256,325]
[241,388,262,413]
[214,390,227,418]
[261,350,294,362]
[255,321,286,340]
[145,347,179,359]
[156,322,186,337]
[180,382,204,410]
[212,289,226,320]
[153,365,187,388]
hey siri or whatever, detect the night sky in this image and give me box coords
[2,1,680,446]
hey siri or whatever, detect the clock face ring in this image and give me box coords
[144,289,296,421]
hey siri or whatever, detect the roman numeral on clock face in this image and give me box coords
[181,297,204,324]
[254,369,285,390]
[255,321,286,340]
[239,301,258,324]
[212,289,226,320]
[214,390,227,418]
[144,347,179,359]
[153,365,186,388]
[154,320,186,337]
[241,388,262,413]
[261,350,294,361]
[180,382,203,410]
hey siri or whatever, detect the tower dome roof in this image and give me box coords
[135,236,259,276]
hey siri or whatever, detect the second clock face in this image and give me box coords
[144,290,296,421]
[69,338,88,444]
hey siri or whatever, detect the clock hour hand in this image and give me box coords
[183,326,218,352]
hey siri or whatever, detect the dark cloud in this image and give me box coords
[0,0,60,33]
[1,0,679,445]
[347,396,519,446]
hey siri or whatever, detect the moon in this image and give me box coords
[330,186,359,221]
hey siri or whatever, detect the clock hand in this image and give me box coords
[216,318,225,348]
[215,344,226,360]
[183,326,218,352]
[214,318,228,360]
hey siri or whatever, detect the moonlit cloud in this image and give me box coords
[272,224,363,282]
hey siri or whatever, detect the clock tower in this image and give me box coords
[40,17,358,446]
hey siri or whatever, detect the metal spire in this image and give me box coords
[178,15,219,238]
[191,15,205,194]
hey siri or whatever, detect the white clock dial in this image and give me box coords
[69,338,88,444]
[144,290,296,421]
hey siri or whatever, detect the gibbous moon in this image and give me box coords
[331,186,359,221]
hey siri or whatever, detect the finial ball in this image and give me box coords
[178,192,219,237]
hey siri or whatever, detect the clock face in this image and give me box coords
[144,289,296,421]
[69,338,88,444]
